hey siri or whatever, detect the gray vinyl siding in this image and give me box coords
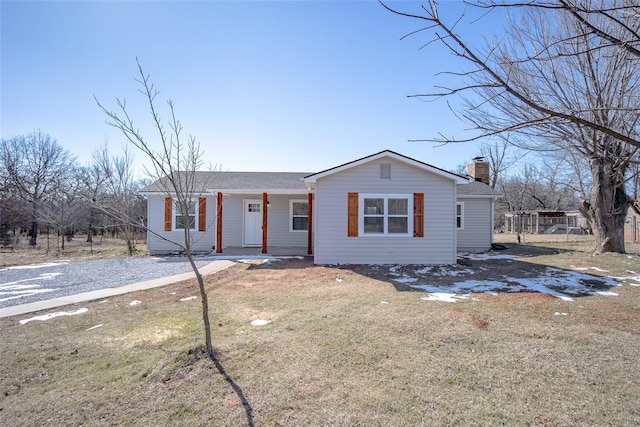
[313,158,457,265]
[146,195,216,254]
[457,198,492,251]
[218,193,308,250]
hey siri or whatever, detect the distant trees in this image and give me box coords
[0,131,146,251]
[0,131,76,246]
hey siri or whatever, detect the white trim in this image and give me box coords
[304,150,469,184]
[457,195,502,200]
[358,193,413,237]
[289,199,309,232]
[456,202,465,231]
[242,199,263,247]
[173,199,199,231]
[207,189,310,195]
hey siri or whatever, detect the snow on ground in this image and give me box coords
[420,293,474,303]
[19,307,88,325]
[0,261,70,271]
[250,319,272,326]
[458,252,519,261]
[395,251,638,302]
[0,272,62,303]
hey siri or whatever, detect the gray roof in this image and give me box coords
[457,180,502,197]
[139,171,310,193]
[140,170,501,197]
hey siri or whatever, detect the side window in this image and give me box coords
[175,200,197,230]
[290,200,309,231]
[456,202,464,230]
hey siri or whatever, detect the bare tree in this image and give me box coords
[381,0,640,254]
[478,136,520,189]
[95,60,218,358]
[0,131,76,246]
[89,144,144,256]
[39,167,85,252]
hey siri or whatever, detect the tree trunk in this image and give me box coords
[580,156,628,254]
[28,202,38,246]
[187,253,214,359]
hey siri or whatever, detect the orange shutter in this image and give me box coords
[164,197,172,231]
[347,192,358,237]
[198,198,206,232]
[413,193,424,237]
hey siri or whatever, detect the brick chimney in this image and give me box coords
[467,158,490,185]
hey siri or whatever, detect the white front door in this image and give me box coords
[243,200,263,246]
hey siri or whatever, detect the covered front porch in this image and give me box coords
[211,246,312,258]
[213,191,313,256]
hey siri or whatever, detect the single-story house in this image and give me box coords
[140,150,501,264]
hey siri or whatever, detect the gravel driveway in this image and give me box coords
[0,256,216,308]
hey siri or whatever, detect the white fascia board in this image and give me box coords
[457,194,503,199]
[208,189,312,195]
[304,150,468,184]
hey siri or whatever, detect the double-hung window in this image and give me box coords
[456,202,464,230]
[175,200,197,230]
[290,200,309,232]
[360,194,412,236]
[164,197,207,232]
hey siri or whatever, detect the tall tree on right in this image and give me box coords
[383,1,640,254]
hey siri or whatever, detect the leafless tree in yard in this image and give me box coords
[381,0,640,254]
[95,59,219,358]
[96,61,254,426]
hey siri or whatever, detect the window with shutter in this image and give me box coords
[347,192,359,237]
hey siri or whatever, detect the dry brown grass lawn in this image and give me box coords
[0,235,147,267]
[1,236,640,426]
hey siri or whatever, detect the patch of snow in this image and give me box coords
[570,265,589,271]
[381,301,389,304]
[421,293,471,303]
[554,312,568,316]
[388,266,400,276]
[411,268,621,302]
[0,261,70,271]
[595,291,619,296]
[250,319,272,326]
[86,324,103,331]
[129,300,142,306]
[416,267,433,274]
[19,307,88,325]
[590,267,609,272]
[446,268,475,277]
[458,252,519,261]
[336,278,343,283]
[395,277,418,284]
[180,296,197,302]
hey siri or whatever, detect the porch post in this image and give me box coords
[262,192,268,254]
[307,192,313,255]
[216,192,223,253]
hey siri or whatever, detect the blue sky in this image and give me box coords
[1,1,506,176]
